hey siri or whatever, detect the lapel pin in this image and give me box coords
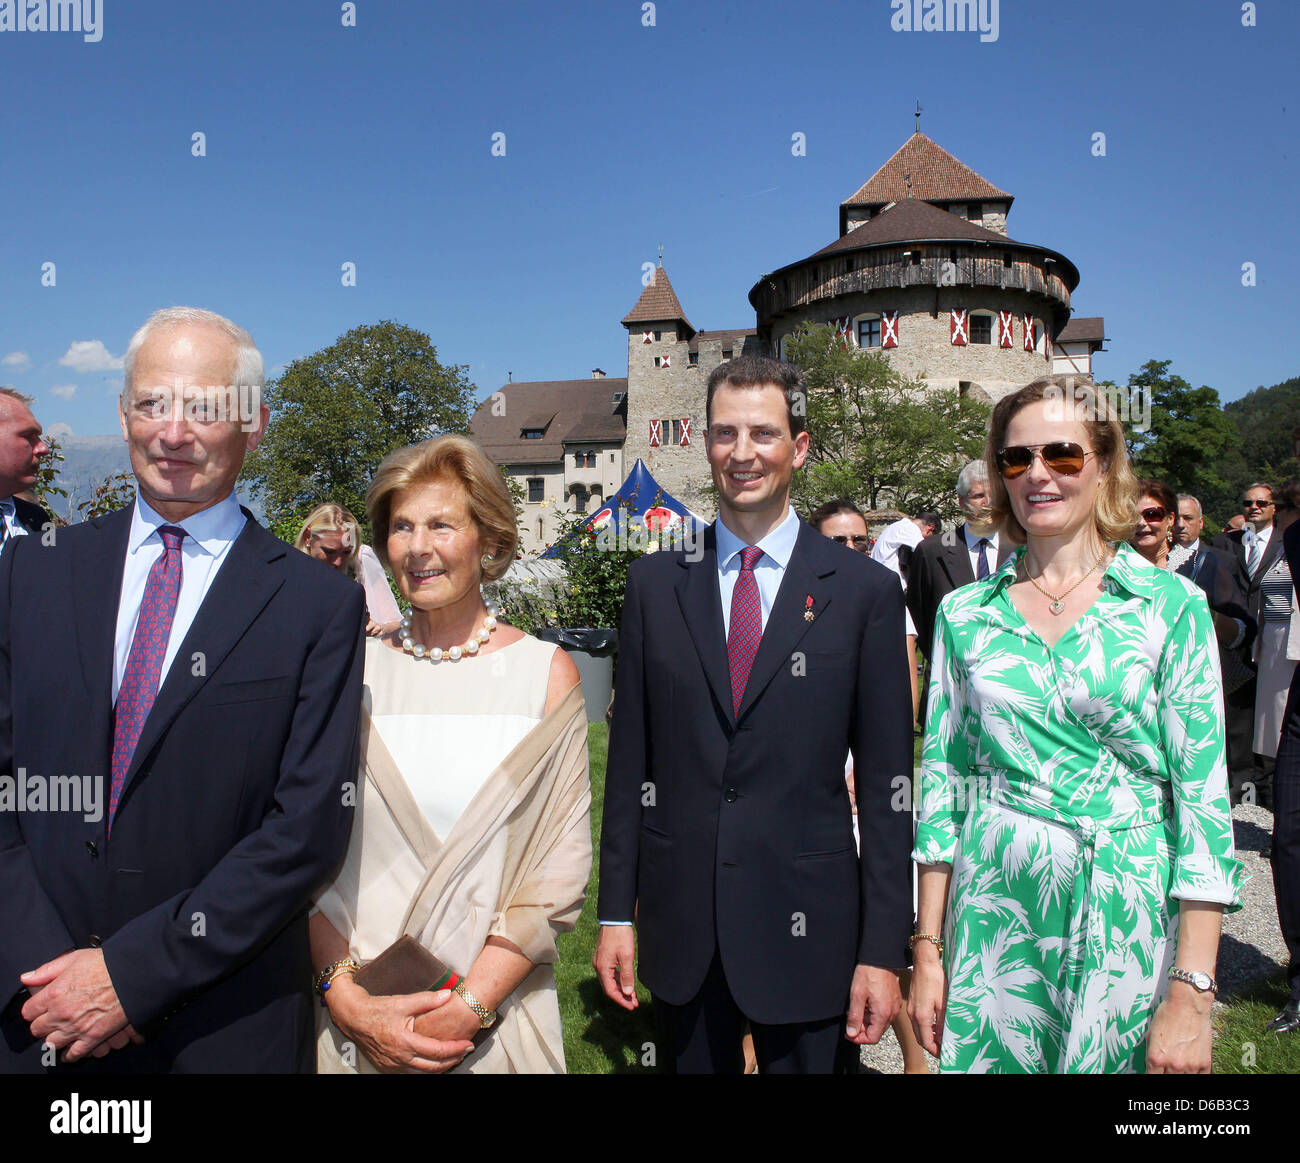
[804,594,815,622]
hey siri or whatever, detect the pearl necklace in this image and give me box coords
[399,605,499,661]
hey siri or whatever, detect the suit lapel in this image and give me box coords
[942,524,975,588]
[735,523,832,722]
[120,513,285,797]
[73,507,133,704]
[675,526,735,725]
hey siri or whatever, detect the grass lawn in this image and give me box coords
[557,723,1296,1074]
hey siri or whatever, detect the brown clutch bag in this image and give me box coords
[352,935,462,996]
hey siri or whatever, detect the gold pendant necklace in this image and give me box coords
[1025,550,1109,615]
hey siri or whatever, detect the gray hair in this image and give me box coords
[122,307,264,411]
[955,458,989,499]
[1176,493,1202,519]
[1245,481,1276,502]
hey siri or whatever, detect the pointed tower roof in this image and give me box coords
[621,265,695,336]
[841,132,1012,215]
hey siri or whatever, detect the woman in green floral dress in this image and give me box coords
[909,376,1244,1074]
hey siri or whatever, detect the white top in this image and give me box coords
[714,505,800,638]
[363,633,558,844]
[355,544,402,625]
[0,497,30,555]
[113,494,246,703]
[871,516,922,639]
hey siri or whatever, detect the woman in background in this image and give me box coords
[295,502,403,636]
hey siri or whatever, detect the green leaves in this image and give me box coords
[240,320,477,539]
[783,324,990,520]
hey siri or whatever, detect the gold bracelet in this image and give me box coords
[314,957,360,996]
[909,932,944,959]
[452,981,497,1029]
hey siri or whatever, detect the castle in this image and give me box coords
[472,131,1105,554]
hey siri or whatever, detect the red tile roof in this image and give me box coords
[841,132,1011,209]
[621,266,695,333]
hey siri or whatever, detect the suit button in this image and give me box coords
[85,841,98,859]
[724,787,738,803]
[88,935,102,947]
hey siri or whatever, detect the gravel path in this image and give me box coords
[859,803,1283,1074]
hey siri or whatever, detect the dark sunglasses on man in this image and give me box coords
[1241,498,1274,510]
[995,441,1097,479]
[830,534,870,550]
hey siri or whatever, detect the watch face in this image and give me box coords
[1192,972,1212,991]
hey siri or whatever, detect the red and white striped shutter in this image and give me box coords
[832,316,852,348]
[998,310,1014,347]
[642,331,653,345]
[649,419,661,447]
[679,417,691,447]
[1023,313,1034,352]
[881,310,899,348]
[950,309,969,345]
[661,355,671,369]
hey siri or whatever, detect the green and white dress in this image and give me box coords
[914,542,1245,1074]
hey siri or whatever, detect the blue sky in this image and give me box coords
[1,0,1294,443]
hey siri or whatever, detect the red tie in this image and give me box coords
[727,546,764,714]
[108,525,186,833]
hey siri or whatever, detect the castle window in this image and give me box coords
[905,249,921,266]
[721,348,733,360]
[968,203,982,220]
[527,478,544,503]
[1003,251,1013,269]
[969,313,993,345]
[688,351,699,366]
[586,452,596,467]
[672,419,686,444]
[573,452,583,467]
[573,487,588,514]
[654,330,662,341]
[857,316,882,348]
[522,428,544,439]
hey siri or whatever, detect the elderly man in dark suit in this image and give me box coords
[593,355,914,1074]
[0,388,52,552]
[906,458,1008,668]
[1215,482,1285,809]
[0,307,364,1073]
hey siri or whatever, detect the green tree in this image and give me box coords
[32,435,68,526]
[76,471,137,521]
[1122,360,1241,504]
[784,324,990,521]
[241,321,477,536]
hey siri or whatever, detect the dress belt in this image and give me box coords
[969,768,1173,1072]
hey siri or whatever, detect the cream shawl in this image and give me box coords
[315,683,591,1073]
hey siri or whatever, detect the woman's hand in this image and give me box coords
[413,991,485,1044]
[907,947,947,1058]
[325,976,474,1073]
[1146,984,1214,1073]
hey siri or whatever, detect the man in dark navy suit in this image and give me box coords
[0,308,364,1073]
[593,356,914,1073]
[0,387,53,554]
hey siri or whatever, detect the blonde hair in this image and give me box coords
[986,375,1138,547]
[366,435,518,582]
[294,503,362,573]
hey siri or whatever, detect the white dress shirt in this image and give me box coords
[963,525,1000,580]
[113,493,247,703]
[0,497,31,557]
[715,506,800,638]
[869,516,921,638]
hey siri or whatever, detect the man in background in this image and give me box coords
[0,388,52,554]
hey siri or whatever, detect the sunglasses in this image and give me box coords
[1138,506,1167,523]
[830,534,869,549]
[1241,499,1273,509]
[996,442,1095,479]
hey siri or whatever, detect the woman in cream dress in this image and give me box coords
[309,435,591,1073]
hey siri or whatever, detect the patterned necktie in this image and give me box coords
[727,546,764,714]
[1245,528,1263,577]
[108,525,186,832]
[976,538,990,580]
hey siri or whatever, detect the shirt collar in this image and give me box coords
[962,525,997,551]
[980,540,1154,605]
[715,506,800,571]
[0,498,15,519]
[129,492,246,557]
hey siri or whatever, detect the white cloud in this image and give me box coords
[59,340,123,374]
[47,422,74,440]
[50,383,78,400]
[1,351,31,371]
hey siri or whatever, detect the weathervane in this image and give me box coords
[914,101,923,132]
[904,171,913,197]
[658,243,663,268]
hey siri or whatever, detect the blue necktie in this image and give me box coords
[976,538,990,580]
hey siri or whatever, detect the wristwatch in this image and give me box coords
[453,981,497,1029]
[1168,967,1217,994]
